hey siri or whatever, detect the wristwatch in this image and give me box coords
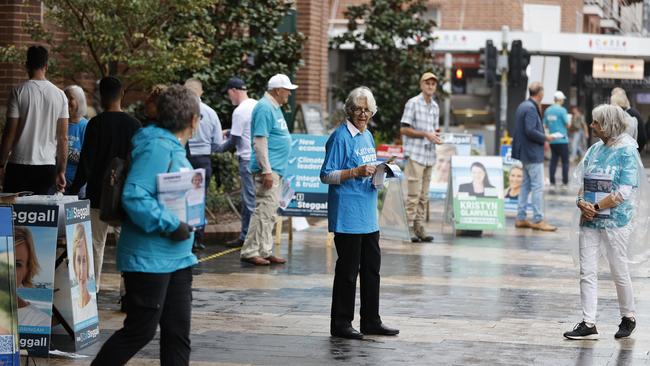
[594,203,600,211]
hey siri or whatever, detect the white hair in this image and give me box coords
[64,85,87,119]
[610,93,630,109]
[592,104,628,138]
[344,86,377,118]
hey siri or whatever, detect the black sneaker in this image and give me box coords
[563,321,599,340]
[615,317,636,339]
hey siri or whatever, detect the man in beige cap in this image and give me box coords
[400,72,442,242]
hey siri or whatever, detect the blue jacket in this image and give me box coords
[117,125,198,273]
[512,99,546,164]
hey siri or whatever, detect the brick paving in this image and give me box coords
[40,188,650,365]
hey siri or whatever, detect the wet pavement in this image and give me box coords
[43,187,650,365]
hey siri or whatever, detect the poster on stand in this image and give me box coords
[157,168,206,227]
[451,156,505,230]
[429,133,472,200]
[0,205,20,365]
[279,134,329,217]
[12,204,58,356]
[54,200,99,350]
[501,145,531,215]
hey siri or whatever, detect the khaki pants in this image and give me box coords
[405,159,432,224]
[90,208,121,291]
[240,172,280,259]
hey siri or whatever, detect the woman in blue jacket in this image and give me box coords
[320,87,399,339]
[92,85,200,366]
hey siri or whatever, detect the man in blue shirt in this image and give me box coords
[240,74,296,266]
[512,82,557,231]
[184,78,223,251]
[544,91,570,190]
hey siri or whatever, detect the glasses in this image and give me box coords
[352,107,372,116]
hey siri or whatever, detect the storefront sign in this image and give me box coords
[279,134,328,217]
[592,58,644,80]
[451,156,505,230]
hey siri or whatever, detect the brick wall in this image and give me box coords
[334,0,582,32]
[0,1,42,115]
[296,0,329,109]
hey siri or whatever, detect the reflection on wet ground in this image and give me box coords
[48,190,650,365]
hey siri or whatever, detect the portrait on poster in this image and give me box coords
[65,221,98,329]
[157,168,206,227]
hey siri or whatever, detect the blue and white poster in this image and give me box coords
[12,204,58,356]
[0,205,20,365]
[279,134,328,217]
[157,169,206,227]
[429,133,472,200]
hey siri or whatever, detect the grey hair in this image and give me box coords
[592,104,628,138]
[156,85,200,133]
[64,85,87,119]
[610,93,630,109]
[528,81,543,97]
[344,86,377,119]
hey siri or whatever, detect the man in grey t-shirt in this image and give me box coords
[0,46,69,194]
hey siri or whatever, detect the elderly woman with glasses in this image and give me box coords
[564,104,647,341]
[320,87,399,340]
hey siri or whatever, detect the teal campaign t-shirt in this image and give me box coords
[320,122,379,234]
[249,95,292,176]
[66,118,89,182]
[581,141,639,229]
[544,104,569,144]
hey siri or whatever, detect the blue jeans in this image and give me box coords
[239,157,256,241]
[517,162,544,223]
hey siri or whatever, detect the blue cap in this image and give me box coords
[222,77,246,93]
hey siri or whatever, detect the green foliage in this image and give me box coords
[331,0,443,142]
[0,45,24,63]
[211,152,239,191]
[24,0,217,91]
[191,0,305,127]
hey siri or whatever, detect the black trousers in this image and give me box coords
[331,231,381,329]
[91,267,193,366]
[187,155,212,244]
[3,163,55,194]
[549,143,569,185]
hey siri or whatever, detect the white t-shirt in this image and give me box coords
[230,98,257,161]
[7,80,69,165]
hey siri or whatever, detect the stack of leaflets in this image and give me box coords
[583,172,612,219]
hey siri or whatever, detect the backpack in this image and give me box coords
[99,156,129,226]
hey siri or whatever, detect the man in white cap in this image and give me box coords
[240,73,296,265]
[543,90,570,191]
[400,72,442,243]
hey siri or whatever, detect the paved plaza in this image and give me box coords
[44,188,650,366]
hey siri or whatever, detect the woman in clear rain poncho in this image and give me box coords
[564,104,650,340]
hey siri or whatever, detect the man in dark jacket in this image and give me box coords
[69,76,141,290]
[512,82,556,232]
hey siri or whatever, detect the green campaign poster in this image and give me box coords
[451,156,506,230]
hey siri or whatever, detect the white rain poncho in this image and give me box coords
[570,133,650,267]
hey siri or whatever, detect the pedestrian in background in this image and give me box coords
[0,45,69,194]
[569,106,588,162]
[69,76,141,291]
[143,84,168,126]
[321,86,399,340]
[184,78,223,252]
[239,74,295,266]
[544,91,570,191]
[399,72,442,243]
[218,77,258,248]
[564,104,644,340]
[512,82,557,232]
[92,85,199,366]
[611,87,646,152]
[63,85,89,195]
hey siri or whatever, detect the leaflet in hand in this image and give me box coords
[372,163,403,188]
[550,132,564,139]
[583,172,612,219]
[157,168,206,227]
[279,178,295,210]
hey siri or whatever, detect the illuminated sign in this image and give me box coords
[592,58,644,80]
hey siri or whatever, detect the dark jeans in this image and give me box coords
[91,267,193,366]
[549,143,569,185]
[238,157,255,241]
[3,163,55,194]
[331,231,381,329]
[187,155,212,244]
